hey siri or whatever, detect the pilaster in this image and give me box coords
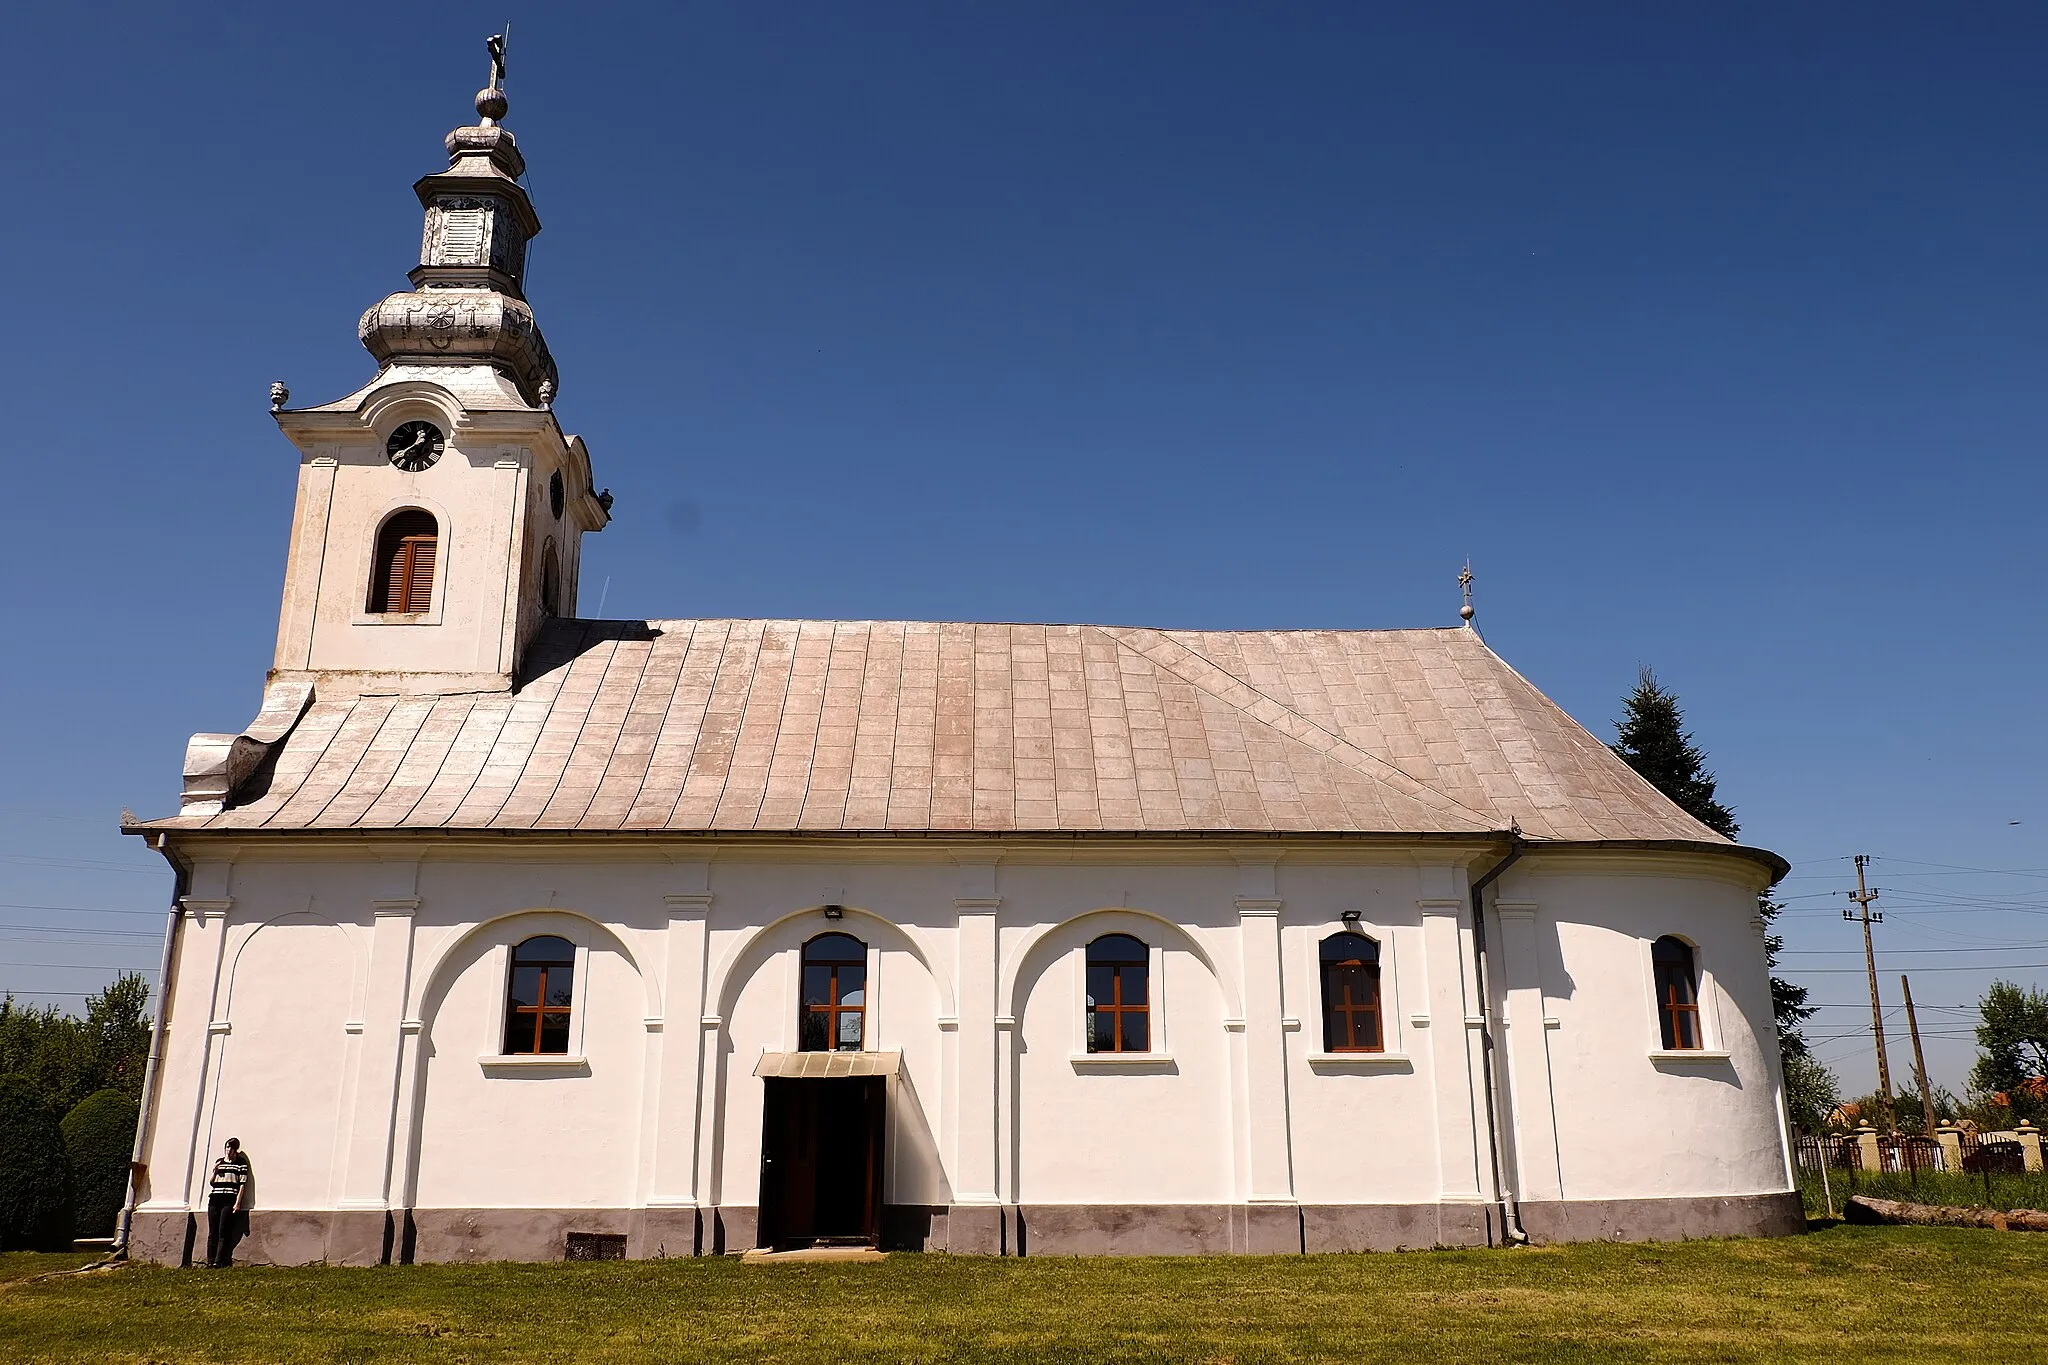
[1492,901,1562,1201]
[1418,894,1486,1203]
[336,861,422,1230]
[648,886,713,1211]
[949,854,1004,1252]
[1232,853,1294,1216]
[152,871,234,1212]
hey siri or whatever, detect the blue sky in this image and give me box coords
[1,3,2043,1098]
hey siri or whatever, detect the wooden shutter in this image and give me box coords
[371,510,439,613]
[398,536,436,612]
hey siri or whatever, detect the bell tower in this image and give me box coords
[267,36,608,697]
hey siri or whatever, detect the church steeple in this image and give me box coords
[358,33,558,404]
[260,35,607,702]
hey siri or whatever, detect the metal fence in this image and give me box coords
[1793,1130,2026,1176]
[1794,1130,2034,1218]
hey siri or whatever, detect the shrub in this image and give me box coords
[60,1088,138,1239]
[0,1075,75,1250]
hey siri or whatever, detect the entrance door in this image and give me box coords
[758,1077,886,1249]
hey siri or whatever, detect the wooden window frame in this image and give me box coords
[1085,933,1151,1054]
[369,509,439,615]
[799,932,868,1053]
[503,934,576,1056]
[1652,936,1703,1051]
[540,537,561,618]
[1319,932,1384,1053]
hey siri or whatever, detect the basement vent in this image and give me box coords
[564,1232,626,1262]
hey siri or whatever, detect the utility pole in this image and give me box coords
[1902,974,1937,1137]
[1844,854,1894,1128]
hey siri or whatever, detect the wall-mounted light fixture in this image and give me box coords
[1340,909,1363,928]
[822,903,845,921]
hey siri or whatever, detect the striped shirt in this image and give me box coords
[208,1155,249,1199]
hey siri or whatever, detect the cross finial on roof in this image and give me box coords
[1458,560,1475,627]
[476,27,510,124]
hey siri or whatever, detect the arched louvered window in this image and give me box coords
[1319,932,1383,1052]
[503,935,575,1055]
[1085,933,1150,1053]
[540,537,561,617]
[799,932,867,1052]
[369,509,438,614]
[1652,936,1702,1050]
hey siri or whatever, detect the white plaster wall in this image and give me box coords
[1012,912,1235,1205]
[1520,866,1789,1201]
[1278,916,1444,1206]
[410,914,647,1209]
[205,918,357,1210]
[139,842,1790,1227]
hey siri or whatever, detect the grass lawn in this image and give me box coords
[3,1224,2045,1363]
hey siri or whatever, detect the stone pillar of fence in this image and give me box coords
[2020,1120,2044,1174]
[1936,1122,1963,1172]
[1855,1122,1881,1172]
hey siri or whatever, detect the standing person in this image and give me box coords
[204,1138,250,1268]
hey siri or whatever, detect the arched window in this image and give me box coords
[540,537,561,617]
[503,935,575,1055]
[369,509,437,613]
[1319,932,1383,1053]
[799,932,867,1052]
[1085,933,1150,1053]
[1652,936,1702,1050]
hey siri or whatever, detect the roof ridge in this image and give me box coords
[1093,626,1499,830]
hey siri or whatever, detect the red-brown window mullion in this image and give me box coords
[1666,981,1698,1043]
[1327,967,1379,1052]
[1108,964,1142,1052]
[809,962,861,1047]
[510,963,564,1052]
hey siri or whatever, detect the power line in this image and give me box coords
[0,925,161,939]
[1779,943,2048,956]
[0,962,157,973]
[0,902,163,917]
[1785,962,2048,974]
[0,854,160,874]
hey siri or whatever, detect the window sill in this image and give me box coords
[1649,1049,1731,1064]
[1070,1052,1176,1069]
[351,611,445,627]
[478,1053,589,1075]
[1305,1051,1413,1068]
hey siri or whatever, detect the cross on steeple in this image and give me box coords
[477,29,511,125]
[1458,561,1475,627]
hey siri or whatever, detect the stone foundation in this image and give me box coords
[1516,1191,1805,1244]
[124,1192,1803,1265]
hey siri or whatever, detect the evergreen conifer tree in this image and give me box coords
[1611,669,1738,839]
[1611,669,1818,1074]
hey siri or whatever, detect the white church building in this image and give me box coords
[124,59,1799,1266]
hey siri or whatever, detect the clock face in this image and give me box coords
[385,421,446,472]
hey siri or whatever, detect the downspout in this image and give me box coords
[1469,835,1529,1245]
[115,831,189,1259]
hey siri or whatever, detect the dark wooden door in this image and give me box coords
[757,1077,886,1249]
